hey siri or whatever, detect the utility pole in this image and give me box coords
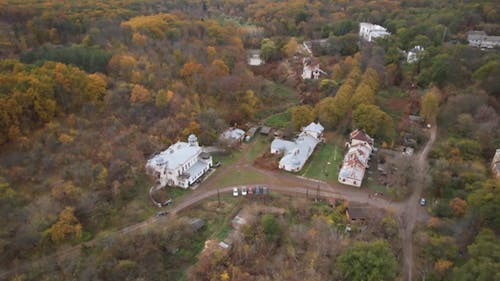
[217,187,220,206]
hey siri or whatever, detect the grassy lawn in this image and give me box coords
[264,109,291,128]
[179,195,242,241]
[213,150,242,167]
[301,141,343,182]
[246,135,269,163]
[216,168,274,187]
[363,176,389,193]
[255,81,298,120]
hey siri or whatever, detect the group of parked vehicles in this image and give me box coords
[233,186,268,197]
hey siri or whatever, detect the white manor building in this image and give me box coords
[467,31,500,49]
[338,130,374,187]
[146,134,212,188]
[359,22,390,42]
[271,122,324,172]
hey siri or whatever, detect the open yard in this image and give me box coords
[377,87,410,121]
[300,138,343,182]
[246,135,270,163]
[214,168,274,187]
[263,109,291,128]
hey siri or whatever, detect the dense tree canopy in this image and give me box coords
[337,240,398,281]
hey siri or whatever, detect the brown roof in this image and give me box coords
[350,129,374,145]
[346,204,371,220]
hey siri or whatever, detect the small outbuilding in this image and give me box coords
[260,126,272,135]
[346,204,371,221]
[189,218,205,231]
[247,49,264,66]
[219,128,245,146]
[245,127,259,142]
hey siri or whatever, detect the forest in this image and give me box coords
[0,0,498,280]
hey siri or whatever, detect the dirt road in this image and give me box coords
[401,126,437,281]
[0,128,436,280]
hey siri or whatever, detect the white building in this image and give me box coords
[146,134,212,188]
[271,122,324,172]
[407,45,424,63]
[219,128,245,146]
[467,31,500,49]
[302,39,329,56]
[338,130,374,187]
[492,149,500,178]
[359,22,390,42]
[302,57,326,80]
[247,49,264,66]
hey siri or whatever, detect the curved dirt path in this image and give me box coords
[0,183,401,279]
[401,126,437,281]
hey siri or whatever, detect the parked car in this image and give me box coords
[156,211,168,217]
[419,198,426,206]
[162,199,173,206]
[241,186,248,196]
[233,187,239,196]
[262,186,268,195]
[255,186,261,195]
[248,186,254,195]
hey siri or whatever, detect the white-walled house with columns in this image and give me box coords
[146,134,212,188]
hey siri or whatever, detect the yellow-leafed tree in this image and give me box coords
[49,207,82,243]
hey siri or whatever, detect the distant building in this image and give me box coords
[302,41,313,55]
[359,22,390,42]
[346,203,371,221]
[302,57,326,80]
[467,31,500,49]
[146,134,212,188]
[407,45,424,63]
[247,49,264,66]
[492,149,500,178]
[271,122,324,172]
[408,115,423,124]
[338,130,374,187]
[189,218,205,231]
[219,128,245,146]
[303,39,329,56]
[245,127,259,142]
[260,126,272,135]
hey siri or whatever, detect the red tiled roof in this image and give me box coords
[350,129,373,144]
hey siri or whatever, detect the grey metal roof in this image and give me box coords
[183,160,208,178]
[278,133,319,170]
[303,122,324,135]
[147,141,201,170]
[189,218,205,231]
[221,128,245,141]
[260,126,272,134]
[247,127,258,136]
[271,138,296,153]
